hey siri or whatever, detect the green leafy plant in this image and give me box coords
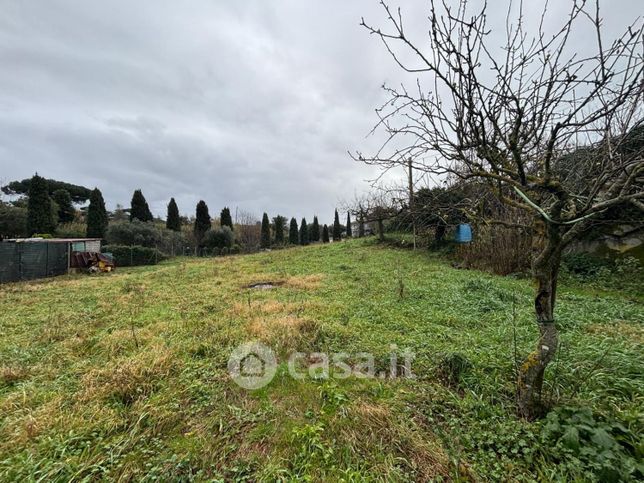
[540,406,643,482]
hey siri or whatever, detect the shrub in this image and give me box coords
[203,226,234,253]
[540,406,642,481]
[454,223,534,275]
[0,202,28,239]
[105,221,186,256]
[102,245,165,266]
[107,220,158,247]
[561,254,642,293]
[56,222,87,238]
[561,253,613,276]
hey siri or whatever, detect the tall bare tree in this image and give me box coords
[358,0,643,418]
[345,186,403,241]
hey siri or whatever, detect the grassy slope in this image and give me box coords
[0,239,641,481]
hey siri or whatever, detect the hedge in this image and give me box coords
[102,245,165,267]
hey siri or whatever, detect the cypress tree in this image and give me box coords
[299,217,309,245]
[194,200,211,249]
[273,215,286,245]
[322,224,330,243]
[260,213,271,248]
[86,188,108,238]
[130,189,153,222]
[346,212,352,237]
[166,198,181,231]
[289,218,299,244]
[220,207,233,230]
[52,189,75,224]
[332,209,342,241]
[27,173,56,235]
[310,216,320,242]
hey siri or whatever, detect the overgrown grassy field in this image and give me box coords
[1,239,642,481]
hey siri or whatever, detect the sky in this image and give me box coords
[0,0,640,224]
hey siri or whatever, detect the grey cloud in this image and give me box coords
[0,0,640,223]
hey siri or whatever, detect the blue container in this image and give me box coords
[455,224,472,243]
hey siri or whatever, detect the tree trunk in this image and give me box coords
[377,218,385,241]
[517,222,562,419]
[435,223,446,244]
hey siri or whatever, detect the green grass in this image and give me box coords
[1,238,642,481]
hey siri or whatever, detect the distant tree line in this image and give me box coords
[0,174,366,263]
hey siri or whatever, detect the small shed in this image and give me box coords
[0,238,102,283]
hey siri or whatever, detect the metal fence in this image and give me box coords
[0,242,68,283]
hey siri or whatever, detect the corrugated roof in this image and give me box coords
[2,238,102,243]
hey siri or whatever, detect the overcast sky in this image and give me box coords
[0,0,640,223]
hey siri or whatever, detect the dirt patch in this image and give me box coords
[245,281,284,290]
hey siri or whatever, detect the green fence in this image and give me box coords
[0,242,68,283]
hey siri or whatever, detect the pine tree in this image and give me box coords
[86,188,108,238]
[273,215,286,245]
[27,173,56,235]
[166,198,181,231]
[130,189,153,222]
[310,216,320,242]
[346,212,352,237]
[289,218,299,244]
[220,207,233,230]
[332,209,342,241]
[194,200,211,249]
[260,213,271,248]
[52,189,75,224]
[299,218,309,245]
[322,224,330,243]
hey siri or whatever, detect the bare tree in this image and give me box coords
[344,185,406,241]
[236,210,261,252]
[357,0,644,418]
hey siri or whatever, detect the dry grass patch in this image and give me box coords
[229,299,311,318]
[284,274,324,291]
[0,366,29,386]
[586,320,644,343]
[247,315,320,351]
[98,323,168,357]
[0,395,66,446]
[81,346,178,406]
[338,401,454,481]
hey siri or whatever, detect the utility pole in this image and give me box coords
[408,158,416,250]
